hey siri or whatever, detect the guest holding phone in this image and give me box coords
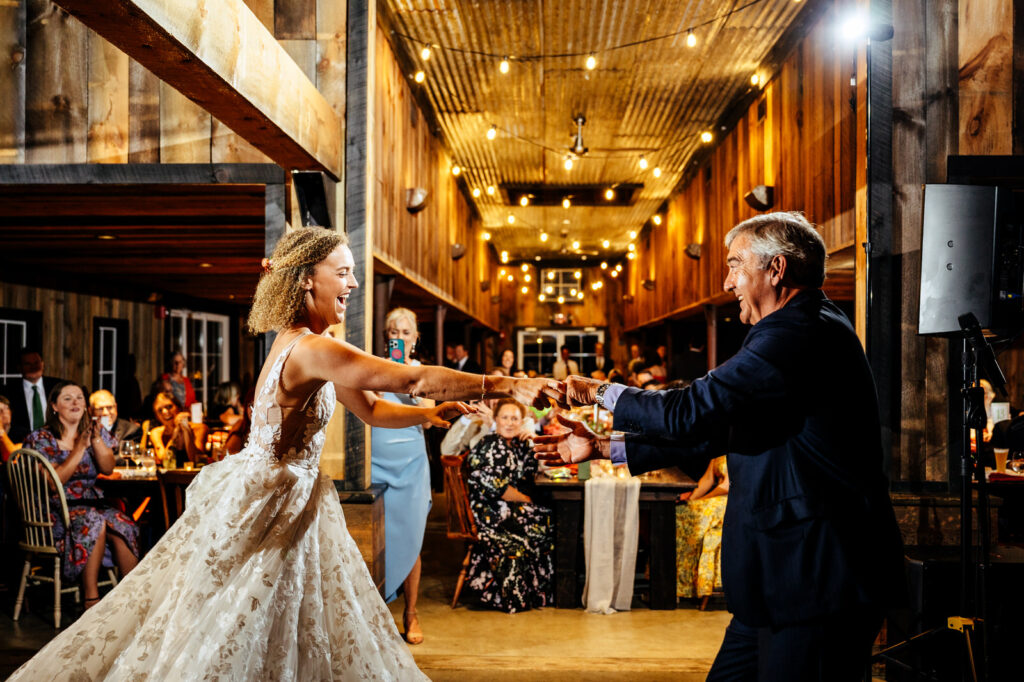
[370,307,434,644]
[149,392,208,466]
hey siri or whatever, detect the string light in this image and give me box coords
[535,255,541,261]
[499,268,506,277]
[524,274,532,282]
[570,288,577,296]
[540,232,549,242]
[701,131,713,143]
[750,73,760,86]
[628,243,636,251]
[628,252,637,260]
[414,70,426,83]
[507,274,514,282]
[610,270,618,278]
[686,30,697,48]
[564,155,574,171]
[653,167,662,178]
[585,54,597,70]
[507,215,515,224]
[600,261,608,269]
[486,125,497,140]
[499,57,510,74]
[472,187,481,198]
[482,231,491,240]
[547,272,555,280]
[486,185,495,195]
[577,291,584,300]
[562,197,571,209]
[604,188,615,201]
[572,241,580,250]
[451,164,461,175]
[638,155,648,170]
[539,294,546,302]
[521,286,529,294]
[557,296,565,304]
[652,214,662,225]
[574,270,582,279]
[629,230,637,239]
[615,263,623,272]
[520,195,529,207]
[500,251,509,263]
[420,46,432,61]
[521,263,529,272]
[546,285,554,294]
[602,239,610,249]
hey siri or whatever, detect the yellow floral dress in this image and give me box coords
[675,457,728,598]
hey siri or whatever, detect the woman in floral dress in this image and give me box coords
[675,455,729,599]
[465,398,553,613]
[22,381,139,607]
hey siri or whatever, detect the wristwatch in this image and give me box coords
[595,382,612,408]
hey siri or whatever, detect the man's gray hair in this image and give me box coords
[725,212,826,288]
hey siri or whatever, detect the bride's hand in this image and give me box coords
[426,401,476,428]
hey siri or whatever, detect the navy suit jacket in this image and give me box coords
[2,376,62,443]
[613,290,906,627]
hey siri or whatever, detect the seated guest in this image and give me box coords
[149,392,208,466]
[210,381,243,428]
[607,368,626,385]
[160,351,196,410]
[22,381,139,608]
[441,373,536,456]
[645,349,668,383]
[1,347,61,443]
[499,348,517,376]
[464,399,553,613]
[676,456,729,600]
[1,395,17,462]
[88,390,142,447]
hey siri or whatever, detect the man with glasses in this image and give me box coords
[89,389,142,447]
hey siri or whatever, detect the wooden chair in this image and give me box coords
[6,448,117,628]
[441,452,478,608]
[157,468,197,530]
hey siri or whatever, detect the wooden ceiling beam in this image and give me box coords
[52,1,342,178]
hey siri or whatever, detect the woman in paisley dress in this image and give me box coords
[464,399,554,613]
[8,227,563,681]
[22,381,140,608]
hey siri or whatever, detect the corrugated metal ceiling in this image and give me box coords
[382,0,808,260]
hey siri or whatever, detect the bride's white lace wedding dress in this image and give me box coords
[9,332,427,681]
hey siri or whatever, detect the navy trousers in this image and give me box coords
[706,609,882,682]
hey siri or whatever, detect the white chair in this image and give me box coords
[6,448,117,628]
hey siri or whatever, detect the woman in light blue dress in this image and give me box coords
[371,307,432,645]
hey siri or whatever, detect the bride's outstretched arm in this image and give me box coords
[294,334,564,408]
[335,386,472,428]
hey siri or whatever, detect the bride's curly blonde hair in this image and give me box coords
[247,228,347,334]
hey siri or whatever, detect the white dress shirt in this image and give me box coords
[23,377,45,431]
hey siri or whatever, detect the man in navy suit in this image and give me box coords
[1,348,62,443]
[535,212,905,681]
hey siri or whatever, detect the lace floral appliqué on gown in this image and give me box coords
[9,332,427,681]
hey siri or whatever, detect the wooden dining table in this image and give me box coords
[534,465,695,610]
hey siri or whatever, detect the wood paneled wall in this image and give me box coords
[0,282,163,396]
[372,26,498,328]
[0,0,345,167]
[624,1,858,331]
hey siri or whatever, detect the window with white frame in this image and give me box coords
[539,268,586,304]
[95,324,117,392]
[168,310,230,407]
[516,328,604,376]
[0,318,28,383]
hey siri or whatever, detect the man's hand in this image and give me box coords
[565,376,604,407]
[511,377,566,410]
[427,401,476,428]
[532,413,609,465]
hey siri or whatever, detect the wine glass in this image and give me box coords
[119,441,134,468]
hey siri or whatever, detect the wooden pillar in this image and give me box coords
[704,304,717,371]
[435,304,447,367]
[0,0,27,164]
[341,0,375,490]
[372,275,394,357]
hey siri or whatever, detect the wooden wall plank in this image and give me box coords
[316,0,347,118]
[243,0,273,32]
[87,33,128,163]
[280,39,317,82]
[159,82,211,163]
[0,0,26,164]
[127,58,159,163]
[959,0,1013,154]
[275,0,314,40]
[25,0,87,163]
[211,117,271,163]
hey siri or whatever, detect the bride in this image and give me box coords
[9,227,563,681]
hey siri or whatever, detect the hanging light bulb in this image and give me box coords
[628,230,637,239]
[507,274,514,282]
[628,243,636,252]
[521,263,529,272]
[591,282,599,291]
[686,30,697,48]
[521,286,529,295]
[486,125,497,141]
[557,296,565,304]
[546,285,554,294]
[499,268,506,277]
[615,263,623,272]
[524,274,531,283]
[547,271,555,280]
[602,239,610,249]
[486,185,496,195]
[499,57,510,74]
[482,231,491,241]
[627,252,636,260]
[420,46,432,61]
[535,255,542,261]
[577,291,584,300]
[653,167,662,178]
[604,188,615,201]
[574,270,582,279]
[539,294,546,302]
[562,197,571,209]
[507,215,515,224]
[520,195,529,207]
[572,240,580,250]
[751,73,760,86]
[564,155,574,171]
[600,261,608,269]
[414,70,426,83]
[570,288,577,296]
[652,214,662,225]
[638,155,649,170]
[585,54,597,70]
[540,232,549,242]
[500,251,509,263]
[701,131,713,144]
[610,270,618,278]
[451,164,461,175]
